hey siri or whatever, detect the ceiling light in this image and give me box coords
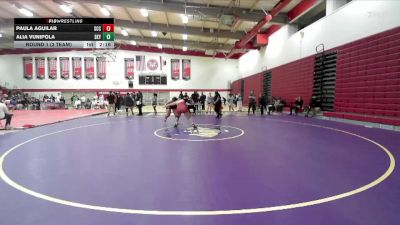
[182,46,187,51]
[121,29,129,36]
[157,43,162,49]
[0,33,2,38]
[18,8,33,17]
[151,31,157,37]
[182,34,188,40]
[181,14,188,24]
[100,7,110,16]
[131,40,136,45]
[140,8,148,17]
[59,4,72,14]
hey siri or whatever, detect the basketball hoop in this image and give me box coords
[90,42,121,62]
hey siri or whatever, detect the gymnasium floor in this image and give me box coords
[1,109,107,129]
[0,114,399,225]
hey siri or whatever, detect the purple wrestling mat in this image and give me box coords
[0,115,399,225]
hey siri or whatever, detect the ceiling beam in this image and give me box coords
[65,0,287,24]
[53,0,81,18]
[80,2,98,17]
[1,2,30,17]
[226,0,293,58]
[164,11,175,49]
[123,8,145,38]
[116,35,232,52]
[116,19,244,40]
[231,0,262,32]
[288,0,323,22]
[36,1,63,17]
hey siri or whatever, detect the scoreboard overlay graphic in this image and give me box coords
[14,18,114,49]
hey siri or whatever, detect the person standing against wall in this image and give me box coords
[228,93,235,112]
[206,92,213,114]
[191,91,199,112]
[136,91,143,116]
[115,93,123,114]
[124,93,135,116]
[258,94,267,115]
[290,96,304,115]
[183,92,189,101]
[305,96,318,117]
[248,90,256,115]
[237,94,243,112]
[152,93,158,115]
[200,92,206,112]
[0,100,13,129]
[214,91,222,118]
[107,91,116,116]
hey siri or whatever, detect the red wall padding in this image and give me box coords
[271,56,315,105]
[232,26,400,118]
[335,26,400,118]
[242,73,263,106]
[230,73,263,106]
[231,80,241,96]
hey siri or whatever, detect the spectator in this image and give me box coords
[124,93,135,116]
[178,91,184,99]
[305,96,318,117]
[84,98,92,109]
[55,93,61,103]
[33,98,41,110]
[74,98,81,109]
[107,91,116,116]
[136,91,143,116]
[214,91,222,118]
[187,97,196,114]
[206,92,213,114]
[191,91,199,112]
[200,92,206,111]
[237,94,243,112]
[0,100,13,129]
[228,93,235,111]
[258,94,267,115]
[248,91,256,115]
[115,93,122,113]
[290,96,304,115]
[9,98,17,111]
[152,93,158,115]
[274,97,285,113]
[183,92,189,101]
[99,95,105,109]
[80,95,86,108]
[43,94,49,102]
[267,96,274,115]
[222,97,226,105]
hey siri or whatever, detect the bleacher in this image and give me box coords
[325,27,400,126]
[271,56,315,106]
